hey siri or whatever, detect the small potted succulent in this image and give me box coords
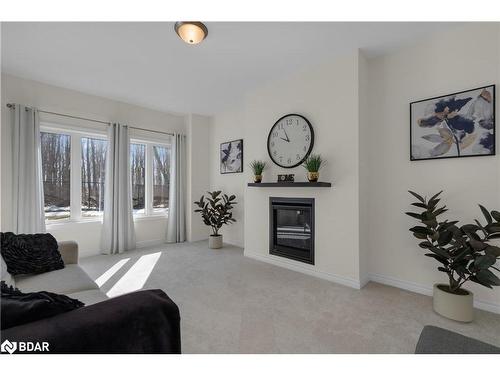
[194,191,237,249]
[406,190,500,322]
[249,160,266,183]
[302,154,325,182]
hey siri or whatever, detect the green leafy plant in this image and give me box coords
[194,191,237,236]
[406,190,500,294]
[249,160,266,175]
[302,154,325,172]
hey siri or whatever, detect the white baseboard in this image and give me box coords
[243,252,500,314]
[244,251,361,289]
[369,273,500,315]
[136,239,164,249]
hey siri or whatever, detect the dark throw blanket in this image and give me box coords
[1,281,84,330]
[1,289,181,354]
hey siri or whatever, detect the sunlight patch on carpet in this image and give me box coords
[106,252,161,297]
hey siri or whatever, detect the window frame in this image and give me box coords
[40,122,171,226]
[41,122,108,225]
[129,138,171,219]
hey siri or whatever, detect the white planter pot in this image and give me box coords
[433,283,474,322]
[209,235,223,249]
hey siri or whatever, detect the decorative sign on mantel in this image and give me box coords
[277,174,294,183]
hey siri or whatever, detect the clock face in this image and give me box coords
[267,114,314,168]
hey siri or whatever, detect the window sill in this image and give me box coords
[45,214,168,228]
[46,217,103,228]
[134,214,168,222]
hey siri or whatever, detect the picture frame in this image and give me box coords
[220,139,243,174]
[410,85,495,161]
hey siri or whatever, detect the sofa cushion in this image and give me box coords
[1,281,84,330]
[15,265,99,295]
[1,255,15,287]
[1,232,64,275]
[68,289,108,306]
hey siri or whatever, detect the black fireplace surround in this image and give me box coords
[269,197,314,265]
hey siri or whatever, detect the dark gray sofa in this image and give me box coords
[415,325,500,354]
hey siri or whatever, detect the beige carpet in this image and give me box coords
[80,241,500,353]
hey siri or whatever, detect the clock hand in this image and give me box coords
[279,137,289,142]
[282,128,290,142]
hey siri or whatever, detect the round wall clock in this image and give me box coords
[267,114,314,168]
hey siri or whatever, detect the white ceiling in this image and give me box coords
[1,22,461,115]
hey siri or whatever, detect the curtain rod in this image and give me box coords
[6,103,175,136]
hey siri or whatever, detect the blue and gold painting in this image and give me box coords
[410,85,495,160]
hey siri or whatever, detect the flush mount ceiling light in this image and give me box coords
[174,22,208,45]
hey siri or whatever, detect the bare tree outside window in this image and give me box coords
[130,143,146,214]
[41,132,71,221]
[153,145,170,212]
[81,137,107,217]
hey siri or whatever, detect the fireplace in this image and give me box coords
[269,197,314,265]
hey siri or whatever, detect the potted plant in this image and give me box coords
[194,191,237,249]
[249,160,266,183]
[302,154,325,182]
[406,190,500,322]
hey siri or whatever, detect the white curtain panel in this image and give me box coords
[166,133,186,243]
[101,123,136,254]
[11,105,46,234]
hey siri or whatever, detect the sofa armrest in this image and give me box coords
[58,241,79,265]
[1,289,181,354]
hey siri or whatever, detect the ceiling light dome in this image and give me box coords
[174,22,208,45]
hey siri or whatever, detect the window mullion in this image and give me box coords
[145,144,153,216]
[71,134,82,220]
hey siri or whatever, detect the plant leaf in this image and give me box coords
[485,246,500,257]
[405,212,422,220]
[476,269,500,286]
[410,226,434,235]
[418,241,433,249]
[408,190,425,203]
[469,238,487,251]
[475,255,497,269]
[461,224,480,234]
[491,210,500,222]
[479,204,493,224]
[425,253,449,266]
[437,231,453,246]
[411,202,428,209]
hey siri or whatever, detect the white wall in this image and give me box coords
[366,23,500,310]
[187,114,211,242]
[209,106,246,247]
[1,74,188,257]
[210,52,364,287]
[209,23,500,312]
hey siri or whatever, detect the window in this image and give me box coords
[130,140,171,217]
[41,132,71,221]
[40,122,170,223]
[152,145,170,212]
[40,124,108,223]
[81,137,107,218]
[130,143,146,214]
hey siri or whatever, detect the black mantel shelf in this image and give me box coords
[247,182,332,187]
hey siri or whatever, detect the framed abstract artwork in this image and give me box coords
[220,139,243,174]
[410,85,495,161]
